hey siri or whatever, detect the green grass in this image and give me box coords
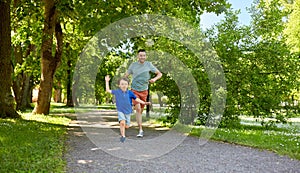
[97,103,116,110]
[0,111,71,172]
[190,125,300,160]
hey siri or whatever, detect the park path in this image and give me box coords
[64,110,300,173]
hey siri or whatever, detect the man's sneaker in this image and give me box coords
[137,131,143,138]
[120,136,126,143]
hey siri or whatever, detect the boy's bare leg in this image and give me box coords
[119,120,126,137]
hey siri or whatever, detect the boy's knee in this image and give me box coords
[119,120,125,126]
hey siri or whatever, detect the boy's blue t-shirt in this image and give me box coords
[111,89,136,114]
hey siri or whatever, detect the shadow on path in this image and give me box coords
[65,110,300,173]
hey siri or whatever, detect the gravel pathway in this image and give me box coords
[65,110,300,173]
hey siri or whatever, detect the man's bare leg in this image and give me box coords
[135,104,143,137]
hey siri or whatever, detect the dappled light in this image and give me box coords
[1,0,300,172]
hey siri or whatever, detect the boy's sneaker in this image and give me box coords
[120,136,126,143]
[137,131,143,138]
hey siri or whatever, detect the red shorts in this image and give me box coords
[132,89,148,110]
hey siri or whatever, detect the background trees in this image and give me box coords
[205,0,299,126]
[1,0,299,128]
[11,0,43,112]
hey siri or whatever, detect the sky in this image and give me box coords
[200,0,254,30]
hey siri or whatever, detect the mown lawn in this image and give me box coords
[0,113,70,172]
[189,124,300,160]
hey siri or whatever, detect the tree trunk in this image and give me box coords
[157,92,164,107]
[54,88,62,103]
[72,72,80,107]
[20,74,33,109]
[54,81,62,103]
[33,0,62,115]
[0,0,20,118]
[66,58,74,107]
[65,42,74,107]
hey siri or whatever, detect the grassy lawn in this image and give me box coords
[0,103,72,172]
[0,103,100,172]
[138,109,300,160]
[189,123,300,160]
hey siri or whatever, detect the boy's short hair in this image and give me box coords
[118,77,130,85]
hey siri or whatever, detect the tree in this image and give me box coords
[204,0,299,127]
[32,0,63,115]
[283,0,300,53]
[11,0,43,111]
[282,0,300,114]
[249,0,298,122]
[0,0,20,118]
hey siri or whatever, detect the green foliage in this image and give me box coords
[95,53,128,104]
[69,0,229,37]
[283,0,300,53]
[11,0,43,86]
[205,0,300,127]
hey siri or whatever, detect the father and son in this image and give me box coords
[105,49,162,142]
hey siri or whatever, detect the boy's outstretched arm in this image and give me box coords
[105,75,112,93]
[135,98,151,105]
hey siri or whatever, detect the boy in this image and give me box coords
[105,75,151,143]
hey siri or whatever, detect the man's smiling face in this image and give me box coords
[138,51,146,64]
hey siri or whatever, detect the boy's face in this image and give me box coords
[119,79,129,91]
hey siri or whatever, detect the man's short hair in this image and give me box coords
[138,49,146,53]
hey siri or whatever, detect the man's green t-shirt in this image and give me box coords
[127,61,158,91]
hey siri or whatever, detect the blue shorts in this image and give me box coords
[118,111,131,125]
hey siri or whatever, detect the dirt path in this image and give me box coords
[64,110,300,173]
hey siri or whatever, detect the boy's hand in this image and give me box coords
[145,102,151,105]
[105,75,110,82]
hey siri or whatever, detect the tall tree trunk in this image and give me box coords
[33,0,62,115]
[0,0,20,118]
[66,46,74,107]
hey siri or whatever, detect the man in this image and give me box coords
[124,49,162,137]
